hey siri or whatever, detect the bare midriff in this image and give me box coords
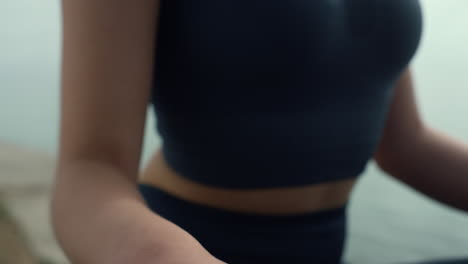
[138,147,358,215]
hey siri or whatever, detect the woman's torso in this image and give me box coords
[139,0,423,215]
[139,148,357,215]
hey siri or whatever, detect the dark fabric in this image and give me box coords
[148,0,424,188]
[404,258,468,264]
[138,183,348,264]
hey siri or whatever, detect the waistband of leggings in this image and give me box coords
[137,182,348,226]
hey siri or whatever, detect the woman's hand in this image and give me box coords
[154,249,228,264]
[51,160,228,264]
[148,230,229,264]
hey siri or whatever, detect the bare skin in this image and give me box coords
[139,147,357,215]
[137,67,424,216]
[54,0,468,260]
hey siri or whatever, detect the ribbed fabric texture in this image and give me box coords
[149,0,423,188]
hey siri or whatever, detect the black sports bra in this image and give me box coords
[149,0,423,188]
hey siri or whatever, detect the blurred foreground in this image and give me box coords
[1,141,467,264]
[0,142,66,263]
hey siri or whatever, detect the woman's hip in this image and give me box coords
[137,183,348,264]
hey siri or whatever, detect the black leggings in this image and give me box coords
[138,183,348,264]
[138,183,468,264]
[403,259,468,264]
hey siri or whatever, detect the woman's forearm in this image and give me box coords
[51,160,204,264]
[387,126,468,212]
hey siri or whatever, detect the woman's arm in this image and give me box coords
[51,0,225,263]
[373,67,468,212]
